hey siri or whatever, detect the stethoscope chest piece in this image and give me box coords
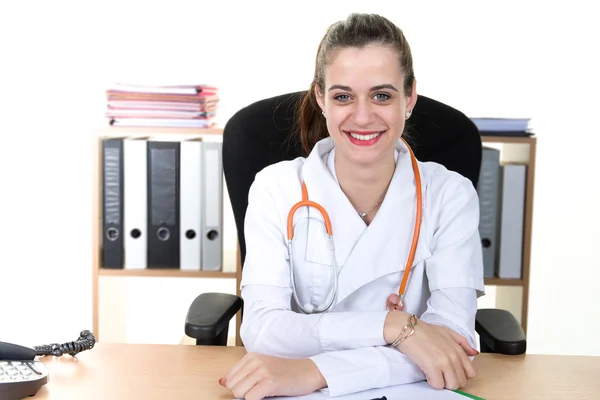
[386,293,404,311]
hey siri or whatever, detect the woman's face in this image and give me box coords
[316,44,417,166]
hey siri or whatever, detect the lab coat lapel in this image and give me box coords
[334,139,428,305]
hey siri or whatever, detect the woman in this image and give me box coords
[220,12,485,400]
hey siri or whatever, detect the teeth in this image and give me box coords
[349,132,382,140]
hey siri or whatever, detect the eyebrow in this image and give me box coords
[328,84,399,92]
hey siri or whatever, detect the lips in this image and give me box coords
[344,130,385,141]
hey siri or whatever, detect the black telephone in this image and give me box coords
[0,330,95,400]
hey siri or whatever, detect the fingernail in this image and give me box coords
[218,378,225,386]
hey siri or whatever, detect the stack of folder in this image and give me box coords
[470,117,533,137]
[101,136,223,272]
[105,83,219,128]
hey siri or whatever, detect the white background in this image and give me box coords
[0,0,598,356]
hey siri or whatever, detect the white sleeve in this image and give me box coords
[307,287,475,397]
[422,175,485,346]
[424,176,486,295]
[309,346,425,397]
[240,285,387,357]
[420,287,479,349]
[239,171,388,357]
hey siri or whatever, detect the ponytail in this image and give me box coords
[297,82,328,156]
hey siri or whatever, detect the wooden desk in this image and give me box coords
[32,343,599,400]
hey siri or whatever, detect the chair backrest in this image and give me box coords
[222,91,482,265]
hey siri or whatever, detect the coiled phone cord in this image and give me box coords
[33,330,96,357]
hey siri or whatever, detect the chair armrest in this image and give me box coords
[475,309,527,355]
[185,293,243,346]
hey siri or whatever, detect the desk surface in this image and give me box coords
[32,343,599,400]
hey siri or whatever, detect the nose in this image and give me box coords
[351,99,373,126]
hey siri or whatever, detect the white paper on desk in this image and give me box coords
[236,381,468,399]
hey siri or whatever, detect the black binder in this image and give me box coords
[147,140,180,269]
[102,138,124,269]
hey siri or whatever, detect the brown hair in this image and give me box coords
[296,13,416,155]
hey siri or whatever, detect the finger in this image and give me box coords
[461,351,477,380]
[230,371,262,400]
[442,363,459,391]
[452,351,468,389]
[225,356,259,391]
[451,341,477,382]
[449,331,479,356]
[244,380,275,400]
[224,353,252,383]
[425,367,445,390]
[463,346,479,357]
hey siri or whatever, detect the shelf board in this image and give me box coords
[99,268,236,278]
[481,135,536,144]
[96,126,224,136]
[484,278,523,286]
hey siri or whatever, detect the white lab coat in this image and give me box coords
[239,137,485,397]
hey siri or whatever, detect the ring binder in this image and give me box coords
[102,138,124,269]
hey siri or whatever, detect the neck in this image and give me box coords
[335,150,396,218]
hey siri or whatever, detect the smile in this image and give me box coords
[344,130,385,145]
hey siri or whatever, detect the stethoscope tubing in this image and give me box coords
[287,139,422,314]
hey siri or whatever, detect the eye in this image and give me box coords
[333,94,350,102]
[373,93,391,101]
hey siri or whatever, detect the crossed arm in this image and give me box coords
[225,171,485,398]
[238,284,479,397]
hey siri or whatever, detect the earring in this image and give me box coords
[405,110,412,119]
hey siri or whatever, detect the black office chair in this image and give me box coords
[184,91,527,356]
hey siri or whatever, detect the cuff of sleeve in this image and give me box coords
[319,312,388,352]
[309,348,389,397]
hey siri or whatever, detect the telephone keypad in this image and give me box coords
[0,359,49,399]
[0,361,41,382]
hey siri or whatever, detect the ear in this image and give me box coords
[407,79,418,112]
[314,83,325,113]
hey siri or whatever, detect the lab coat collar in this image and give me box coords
[300,137,428,306]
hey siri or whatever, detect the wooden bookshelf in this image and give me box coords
[484,278,523,286]
[91,126,237,342]
[481,135,536,334]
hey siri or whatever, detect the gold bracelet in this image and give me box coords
[389,314,418,348]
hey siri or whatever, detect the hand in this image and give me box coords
[219,352,326,400]
[388,315,479,391]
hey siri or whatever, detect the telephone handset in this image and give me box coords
[0,330,95,400]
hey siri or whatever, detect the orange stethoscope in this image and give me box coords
[286,138,423,314]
